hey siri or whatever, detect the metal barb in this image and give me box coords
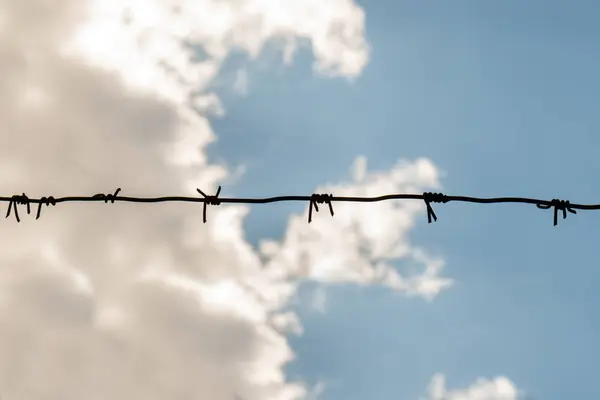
[536,198,576,226]
[5,193,31,223]
[36,196,57,220]
[93,188,122,204]
[196,186,222,223]
[422,192,448,223]
[308,193,334,223]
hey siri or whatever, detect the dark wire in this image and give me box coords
[1,187,593,226]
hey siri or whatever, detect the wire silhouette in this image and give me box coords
[0,187,595,226]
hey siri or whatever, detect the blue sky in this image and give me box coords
[208,1,600,399]
[6,1,600,399]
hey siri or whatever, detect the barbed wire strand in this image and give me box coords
[0,187,595,226]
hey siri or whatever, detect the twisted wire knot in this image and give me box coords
[197,186,222,223]
[536,198,576,226]
[308,193,334,224]
[308,193,335,223]
[422,192,448,223]
[36,196,56,220]
[6,193,31,223]
[93,188,122,203]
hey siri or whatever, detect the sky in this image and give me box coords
[1,0,600,399]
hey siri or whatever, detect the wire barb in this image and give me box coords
[422,192,448,223]
[93,188,122,203]
[36,196,57,220]
[308,193,335,223]
[536,198,577,226]
[196,186,222,223]
[6,193,31,223]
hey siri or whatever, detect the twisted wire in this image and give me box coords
[0,187,595,226]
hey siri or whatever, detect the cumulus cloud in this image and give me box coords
[0,0,450,399]
[260,156,453,300]
[63,0,370,105]
[424,374,522,400]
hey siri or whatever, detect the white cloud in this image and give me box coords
[0,0,451,399]
[425,374,522,400]
[62,0,370,104]
[260,156,453,300]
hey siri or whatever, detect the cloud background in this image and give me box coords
[5,0,598,399]
[0,0,500,399]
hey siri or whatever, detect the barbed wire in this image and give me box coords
[0,186,594,226]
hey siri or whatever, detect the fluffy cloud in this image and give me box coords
[63,0,370,105]
[260,156,453,300]
[424,374,522,400]
[0,0,450,399]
